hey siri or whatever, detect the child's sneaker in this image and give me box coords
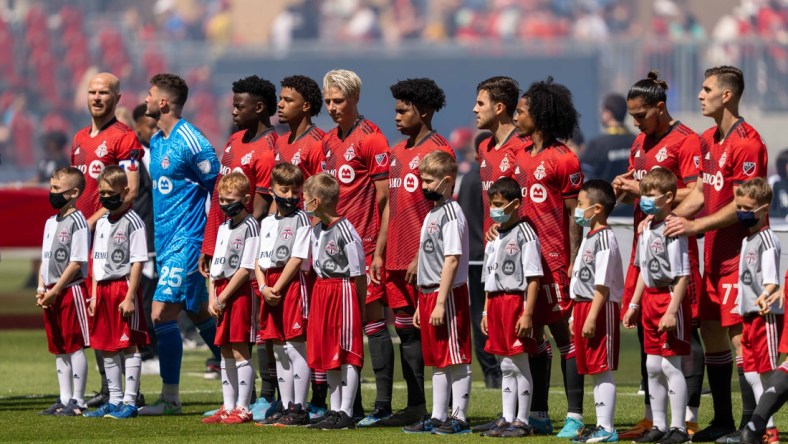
[106,403,139,419]
[498,420,534,438]
[558,416,586,438]
[657,428,690,444]
[620,419,654,440]
[83,402,119,418]
[307,403,327,423]
[221,406,252,424]
[54,399,87,416]
[308,410,339,429]
[480,420,510,437]
[357,406,393,427]
[374,404,426,427]
[573,426,619,443]
[402,416,443,434]
[39,400,65,415]
[433,416,471,435]
[318,410,355,430]
[249,397,274,422]
[476,416,508,434]
[529,415,554,435]
[275,403,310,426]
[634,427,666,443]
[764,427,779,444]
[686,422,700,437]
[138,398,182,416]
[201,406,230,424]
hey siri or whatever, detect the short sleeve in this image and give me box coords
[291,223,311,261]
[442,217,464,256]
[253,149,275,195]
[257,218,275,270]
[345,233,366,278]
[70,224,89,263]
[730,137,767,184]
[678,133,701,184]
[361,132,390,181]
[129,223,149,263]
[557,152,583,198]
[594,245,614,289]
[633,235,642,269]
[761,241,780,286]
[240,228,259,270]
[481,242,493,283]
[666,236,689,277]
[521,234,543,278]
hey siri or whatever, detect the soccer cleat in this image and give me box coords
[202,408,219,417]
[307,403,328,423]
[479,420,510,437]
[529,415,554,435]
[357,406,393,427]
[54,399,87,416]
[713,430,741,444]
[620,419,655,440]
[106,403,139,419]
[473,415,507,433]
[258,409,286,426]
[38,400,65,416]
[686,422,701,436]
[692,422,736,442]
[498,420,534,438]
[737,427,761,444]
[558,416,586,438]
[374,404,426,427]
[433,416,471,435]
[249,397,278,422]
[317,410,355,430]
[658,428,691,444]
[308,410,340,429]
[573,425,619,443]
[764,427,778,444]
[83,402,119,418]
[202,406,230,424]
[634,427,667,443]
[85,391,110,408]
[138,398,182,416]
[274,403,309,426]
[402,416,443,434]
[221,406,252,424]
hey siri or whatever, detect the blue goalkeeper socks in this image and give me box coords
[155,321,183,385]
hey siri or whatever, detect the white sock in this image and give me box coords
[104,354,123,405]
[593,371,616,432]
[287,341,310,407]
[511,352,533,424]
[327,369,342,413]
[745,371,768,426]
[662,356,687,430]
[449,364,471,422]
[646,355,667,431]
[273,343,294,407]
[123,353,142,405]
[70,348,87,406]
[500,357,517,422]
[686,406,699,423]
[162,384,180,405]
[236,360,253,409]
[431,368,450,422]
[222,358,237,411]
[55,354,73,404]
[340,364,359,417]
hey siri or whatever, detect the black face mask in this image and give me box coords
[99,193,124,211]
[49,191,72,209]
[422,178,446,202]
[273,192,300,213]
[220,200,246,218]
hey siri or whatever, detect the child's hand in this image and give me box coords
[88,298,96,316]
[484,224,500,242]
[119,298,135,318]
[622,307,639,329]
[263,287,281,306]
[480,314,488,335]
[429,303,445,327]
[38,289,57,309]
[758,291,783,315]
[413,309,421,329]
[405,258,418,285]
[208,299,223,318]
[658,312,677,332]
[515,314,533,339]
[582,317,596,338]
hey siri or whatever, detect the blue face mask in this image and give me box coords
[639,194,665,215]
[490,201,515,224]
[574,205,594,227]
[736,204,767,228]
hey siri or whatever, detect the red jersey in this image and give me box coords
[71,118,142,219]
[275,125,325,179]
[320,117,390,256]
[478,130,529,234]
[201,127,277,255]
[515,141,583,275]
[699,119,768,275]
[386,131,455,270]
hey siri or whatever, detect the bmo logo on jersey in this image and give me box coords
[529,184,547,203]
[338,165,355,184]
[220,165,245,176]
[390,173,420,193]
[702,171,725,192]
[156,177,173,195]
[89,160,105,179]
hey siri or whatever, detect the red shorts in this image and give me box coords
[364,253,385,304]
[259,268,311,342]
[641,286,690,357]
[419,284,472,368]
[484,291,537,356]
[741,313,783,374]
[43,282,90,354]
[533,270,572,326]
[700,272,741,327]
[573,300,620,375]
[214,279,256,346]
[624,256,702,322]
[384,269,418,310]
[90,279,149,352]
[307,277,363,371]
[781,307,788,354]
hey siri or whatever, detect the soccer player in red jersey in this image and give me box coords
[197,75,278,419]
[612,72,705,439]
[473,76,529,236]
[366,78,455,427]
[275,75,325,180]
[663,66,768,442]
[511,78,585,437]
[320,69,391,421]
[70,72,142,409]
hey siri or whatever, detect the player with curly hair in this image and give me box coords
[276,75,325,180]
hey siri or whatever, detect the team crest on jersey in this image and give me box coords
[745,250,757,265]
[161,155,170,169]
[743,162,756,176]
[693,156,700,168]
[635,150,642,158]
[650,238,665,255]
[95,141,108,158]
[57,229,71,244]
[500,157,510,173]
[344,146,356,161]
[427,221,439,235]
[480,159,487,168]
[504,240,520,256]
[569,172,582,186]
[375,153,388,166]
[534,162,546,180]
[231,236,244,251]
[409,155,420,170]
[225,145,232,153]
[718,151,727,168]
[241,153,252,165]
[582,249,594,264]
[656,147,668,162]
[326,240,339,256]
[112,232,127,245]
[281,227,294,240]
[292,151,301,165]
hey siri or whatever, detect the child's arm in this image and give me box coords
[354,274,367,324]
[267,257,305,306]
[658,275,686,332]
[517,276,540,338]
[756,239,782,314]
[582,285,609,338]
[371,198,389,285]
[481,292,489,335]
[207,278,221,318]
[39,262,83,308]
[89,275,97,316]
[429,254,460,326]
[217,268,251,310]
[119,262,142,318]
[757,283,781,314]
[623,274,645,329]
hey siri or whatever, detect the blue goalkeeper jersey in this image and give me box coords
[149,119,219,264]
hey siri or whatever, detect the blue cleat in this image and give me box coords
[572,426,619,443]
[357,407,393,427]
[83,402,119,418]
[557,416,586,438]
[529,415,554,435]
[106,403,139,419]
[307,403,327,423]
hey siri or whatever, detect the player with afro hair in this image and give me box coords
[520,76,580,142]
[232,75,277,118]
[281,75,323,117]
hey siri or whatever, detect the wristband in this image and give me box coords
[37,287,45,293]
[568,316,574,323]
[482,311,487,317]
[216,300,226,310]
[628,303,640,310]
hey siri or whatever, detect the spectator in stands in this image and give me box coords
[579,93,635,184]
